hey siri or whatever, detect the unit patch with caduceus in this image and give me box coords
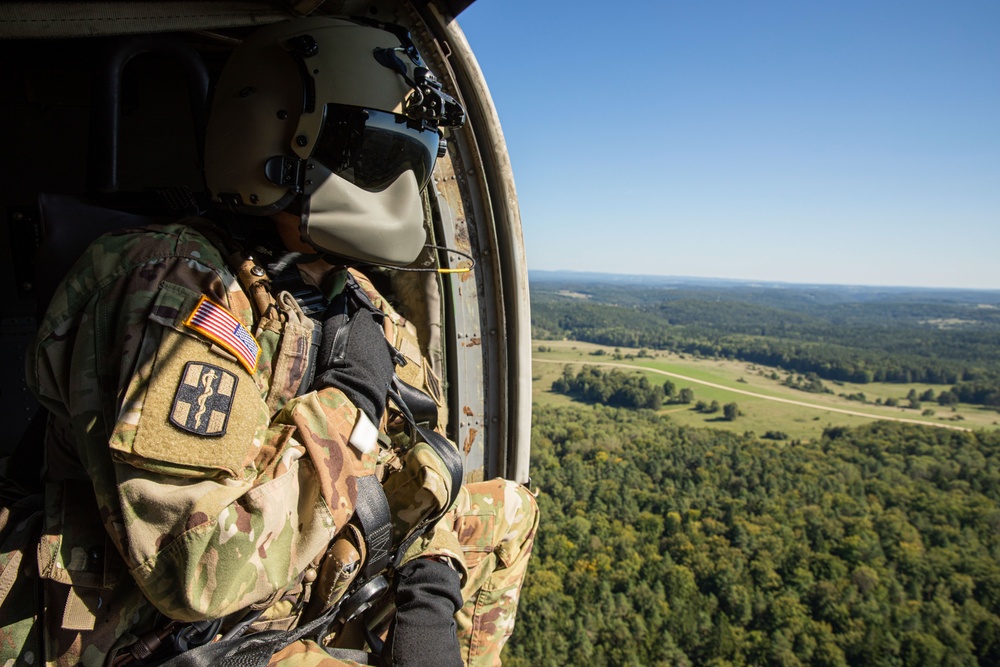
[170,361,238,436]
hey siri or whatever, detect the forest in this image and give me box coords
[530,277,1000,408]
[552,365,668,410]
[503,405,1000,666]
[551,365,741,420]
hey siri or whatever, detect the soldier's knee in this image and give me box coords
[494,480,538,567]
[510,480,539,535]
[458,478,538,569]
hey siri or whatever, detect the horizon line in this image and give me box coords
[528,269,1000,293]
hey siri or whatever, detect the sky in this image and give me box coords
[457,1,1000,289]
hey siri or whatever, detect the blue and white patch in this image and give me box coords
[170,362,238,437]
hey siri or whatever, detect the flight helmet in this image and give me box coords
[204,17,464,266]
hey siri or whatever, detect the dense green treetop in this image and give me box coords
[553,365,667,410]
[505,405,1000,666]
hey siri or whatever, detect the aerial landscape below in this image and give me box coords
[502,271,1000,666]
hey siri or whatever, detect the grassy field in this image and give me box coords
[532,340,1000,442]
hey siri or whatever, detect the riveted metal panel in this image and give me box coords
[405,2,531,483]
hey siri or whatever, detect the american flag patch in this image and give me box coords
[184,296,260,373]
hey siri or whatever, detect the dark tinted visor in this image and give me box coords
[312,105,440,192]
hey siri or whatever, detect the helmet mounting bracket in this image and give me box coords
[265,156,307,192]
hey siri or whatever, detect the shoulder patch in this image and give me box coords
[184,295,260,373]
[170,362,237,436]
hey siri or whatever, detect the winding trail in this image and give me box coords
[533,358,971,432]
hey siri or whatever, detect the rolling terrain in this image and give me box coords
[532,340,999,441]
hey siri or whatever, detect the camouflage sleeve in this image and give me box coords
[29,225,376,623]
[114,382,374,622]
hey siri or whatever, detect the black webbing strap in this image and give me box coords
[352,376,463,580]
[297,324,323,397]
[354,475,393,580]
[388,378,463,507]
[154,598,344,667]
[270,261,328,318]
[386,377,465,567]
[412,424,464,513]
[325,648,371,664]
[343,273,379,314]
[391,423,464,568]
[394,378,439,430]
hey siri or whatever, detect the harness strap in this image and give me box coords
[394,378,438,430]
[325,648,371,664]
[386,378,464,568]
[353,476,393,580]
[154,601,341,667]
[270,261,327,318]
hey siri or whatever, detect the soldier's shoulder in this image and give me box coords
[86,220,230,275]
[41,220,236,328]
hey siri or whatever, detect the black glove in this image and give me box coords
[312,291,395,424]
[381,559,464,667]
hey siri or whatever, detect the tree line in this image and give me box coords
[551,365,667,410]
[532,297,1000,409]
[552,365,743,421]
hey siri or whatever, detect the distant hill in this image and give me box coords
[530,269,750,287]
[529,270,1000,393]
[529,270,1000,306]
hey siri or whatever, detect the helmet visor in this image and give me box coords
[312,105,440,192]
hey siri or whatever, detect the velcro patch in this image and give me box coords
[184,296,260,373]
[170,362,237,437]
[117,328,263,479]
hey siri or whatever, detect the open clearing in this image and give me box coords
[532,340,1000,442]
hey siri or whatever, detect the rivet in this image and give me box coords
[251,266,266,277]
[250,194,259,204]
[277,110,288,120]
[296,135,309,147]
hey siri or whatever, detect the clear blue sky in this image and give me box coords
[458,1,1000,289]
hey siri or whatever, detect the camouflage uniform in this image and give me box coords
[12,222,537,667]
